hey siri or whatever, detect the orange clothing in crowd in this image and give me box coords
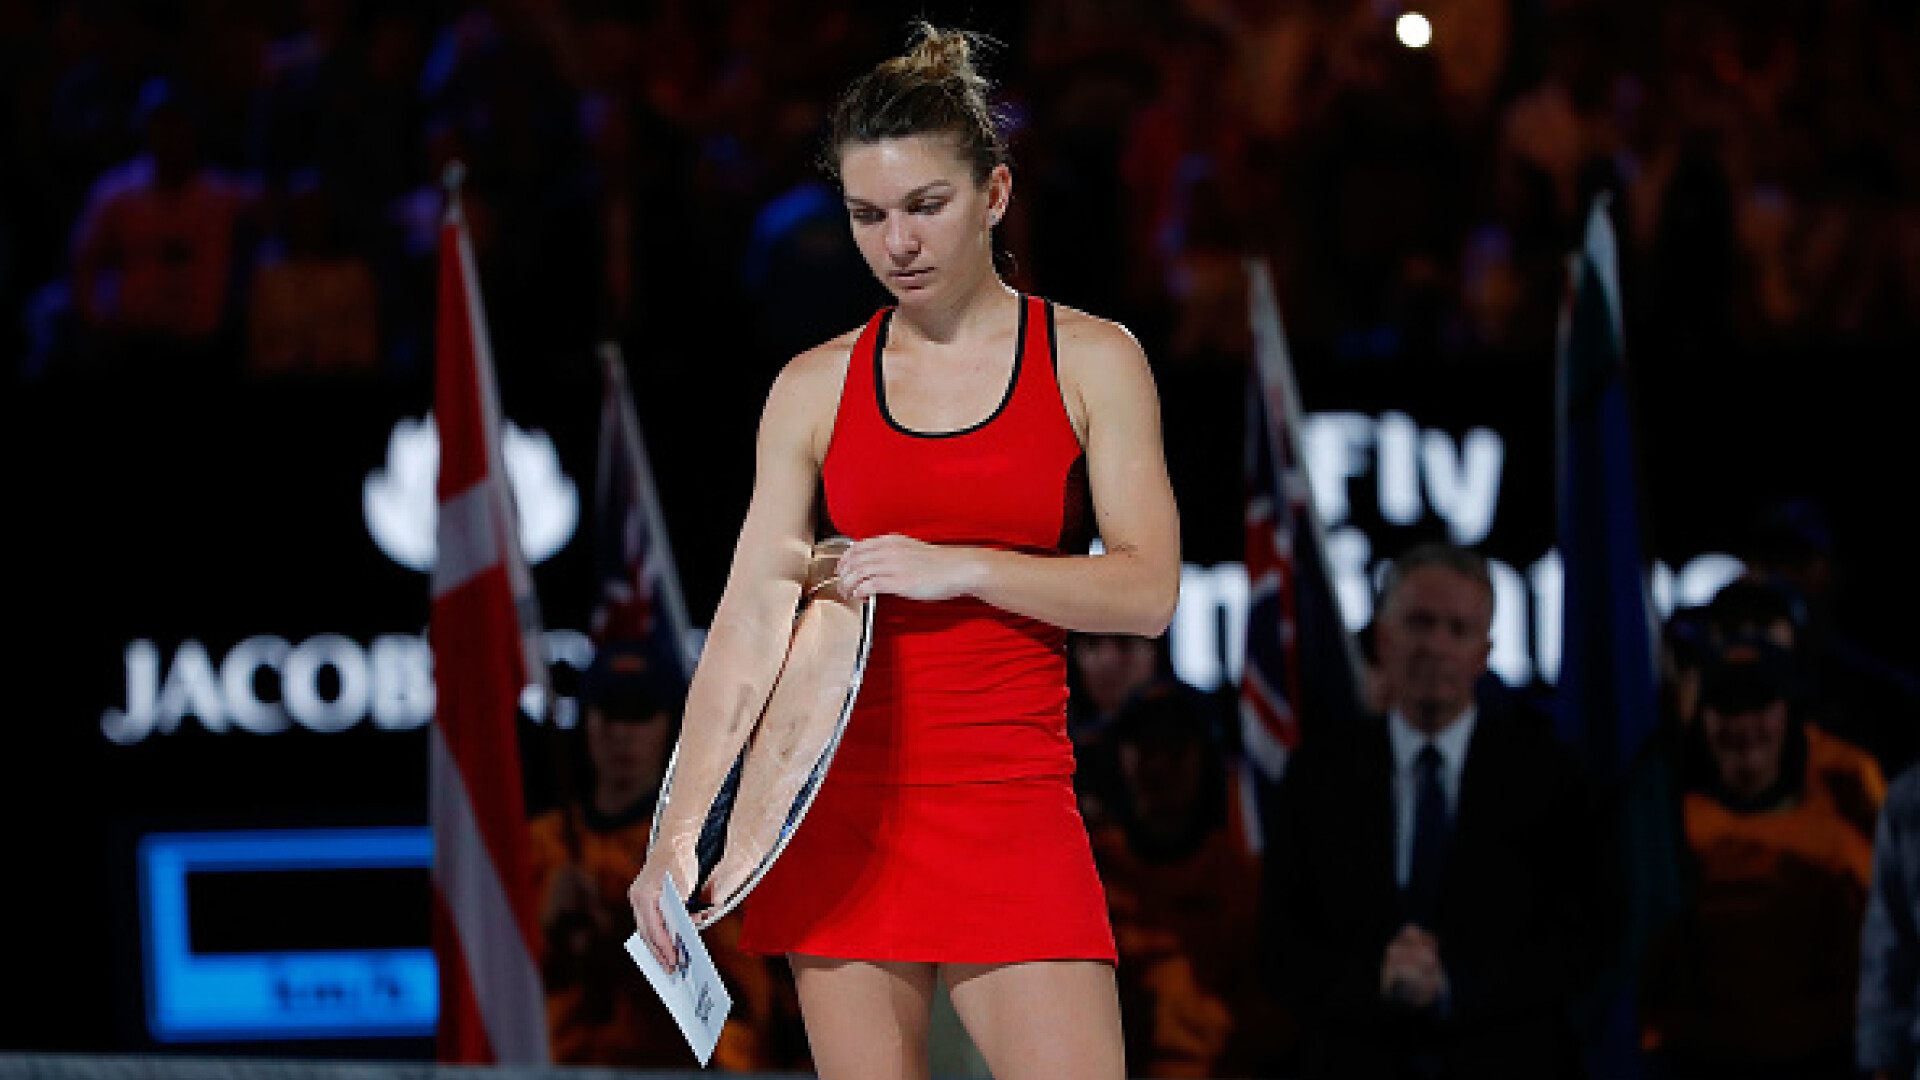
[247,256,380,374]
[526,806,798,1071]
[1090,779,1291,1078]
[1643,723,1886,1070]
[71,160,253,342]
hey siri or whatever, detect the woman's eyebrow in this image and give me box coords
[843,180,956,208]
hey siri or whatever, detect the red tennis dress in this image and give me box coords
[739,294,1116,963]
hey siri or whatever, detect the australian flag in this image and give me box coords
[1240,260,1365,804]
[591,342,697,689]
[1554,195,1667,1080]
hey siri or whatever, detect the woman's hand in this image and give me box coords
[626,840,699,972]
[834,534,982,603]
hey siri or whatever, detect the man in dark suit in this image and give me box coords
[1263,542,1606,1079]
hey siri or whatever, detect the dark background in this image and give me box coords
[6,0,1919,1058]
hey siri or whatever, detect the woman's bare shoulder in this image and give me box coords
[1044,303,1158,444]
[1050,301,1155,389]
[1050,302,1148,369]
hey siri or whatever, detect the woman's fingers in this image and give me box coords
[627,868,682,971]
[641,905,677,971]
[838,535,967,602]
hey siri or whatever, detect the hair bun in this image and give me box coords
[897,23,989,91]
[826,21,1009,184]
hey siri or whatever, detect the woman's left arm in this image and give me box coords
[834,310,1182,636]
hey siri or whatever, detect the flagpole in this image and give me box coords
[441,159,466,195]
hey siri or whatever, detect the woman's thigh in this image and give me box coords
[790,954,938,1080]
[942,959,1126,1080]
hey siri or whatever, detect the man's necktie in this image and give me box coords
[1406,743,1450,926]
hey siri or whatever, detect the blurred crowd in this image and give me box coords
[9,0,1920,1076]
[1059,518,1920,1080]
[4,0,1920,391]
[540,510,1920,1078]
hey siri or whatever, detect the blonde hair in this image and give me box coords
[826,22,1008,185]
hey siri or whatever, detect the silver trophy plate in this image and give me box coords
[651,536,874,928]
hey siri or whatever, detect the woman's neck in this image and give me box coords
[892,274,1019,348]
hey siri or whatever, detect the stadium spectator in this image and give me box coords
[245,171,379,376]
[1858,761,1920,1080]
[1640,635,1884,1079]
[1263,541,1606,1079]
[1090,679,1289,1077]
[528,639,802,1071]
[1069,631,1172,828]
[67,76,259,378]
[1740,498,1920,780]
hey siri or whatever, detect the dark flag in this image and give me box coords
[1553,195,1669,1080]
[428,165,551,1065]
[590,341,698,687]
[1240,258,1366,845]
[593,340,744,888]
[1553,195,1661,775]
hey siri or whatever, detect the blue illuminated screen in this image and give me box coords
[137,826,436,1042]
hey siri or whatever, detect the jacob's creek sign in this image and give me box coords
[100,630,597,745]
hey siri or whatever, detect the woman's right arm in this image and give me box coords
[627,344,840,968]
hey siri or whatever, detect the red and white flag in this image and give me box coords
[428,175,551,1065]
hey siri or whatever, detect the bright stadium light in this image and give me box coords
[1396,11,1433,48]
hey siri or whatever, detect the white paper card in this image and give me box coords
[623,873,733,1066]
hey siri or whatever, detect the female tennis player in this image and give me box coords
[630,23,1181,1079]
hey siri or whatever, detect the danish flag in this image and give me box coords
[428,171,551,1065]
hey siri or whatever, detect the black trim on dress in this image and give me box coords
[874,295,1029,439]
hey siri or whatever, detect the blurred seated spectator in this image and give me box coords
[249,0,358,185]
[1661,604,1715,733]
[1858,761,1920,1080]
[1702,577,1800,655]
[1493,3,1623,231]
[1089,680,1289,1077]
[738,106,888,368]
[1640,636,1885,1080]
[245,172,379,376]
[1592,603,1715,1075]
[378,115,485,376]
[67,76,260,379]
[247,3,425,229]
[1068,631,1171,827]
[532,93,705,364]
[1741,498,1920,779]
[1070,631,1169,741]
[1117,15,1252,321]
[1263,541,1604,1079]
[527,639,801,1071]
